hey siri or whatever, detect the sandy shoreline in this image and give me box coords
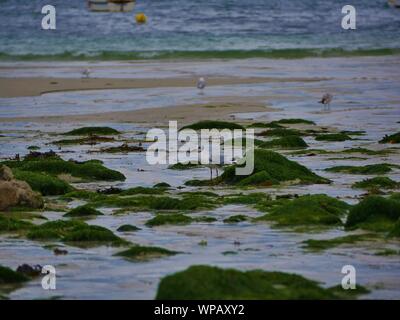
[0,76,326,98]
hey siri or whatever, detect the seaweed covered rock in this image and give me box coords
[155,265,363,300]
[379,132,400,144]
[26,220,126,246]
[259,136,308,149]
[256,128,302,137]
[117,224,141,232]
[115,245,178,261]
[2,155,125,182]
[0,165,43,211]
[352,177,399,190]
[63,205,103,217]
[255,194,349,228]
[0,265,29,284]
[345,196,400,232]
[145,213,216,227]
[0,215,33,232]
[180,120,244,131]
[63,126,120,136]
[218,149,329,187]
[315,133,352,142]
[326,163,399,175]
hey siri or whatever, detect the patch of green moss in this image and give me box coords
[89,194,215,211]
[63,126,120,136]
[117,224,141,232]
[0,216,33,232]
[256,128,302,137]
[155,265,363,300]
[345,196,400,233]
[145,213,216,227]
[180,121,244,131]
[13,169,73,196]
[153,182,171,188]
[26,220,126,246]
[218,149,329,187]
[120,186,166,196]
[255,194,350,228]
[0,265,29,284]
[340,130,366,136]
[340,148,394,155]
[3,158,125,182]
[352,177,399,190]
[61,190,105,201]
[259,136,308,149]
[98,144,145,153]
[326,163,399,175]
[389,219,400,237]
[115,245,177,261]
[27,146,40,150]
[63,205,103,217]
[379,132,400,144]
[302,234,377,251]
[168,163,202,170]
[223,215,249,223]
[327,285,370,299]
[315,133,352,142]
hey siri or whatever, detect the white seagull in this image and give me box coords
[82,68,91,79]
[197,77,206,93]
[319,93,333,110]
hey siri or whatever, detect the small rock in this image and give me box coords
[54,248,68,256]
[16,264,42,277]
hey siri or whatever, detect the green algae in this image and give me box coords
[26,220,126,246]
[27,146,40,150]
[218,149,329,187]
[256,128,302,137]
[120,186,166,196]
[345,196,400,233]
[98,143,145,153]
[326,163,399,175]
[0,215,33,232]
[259,136,308,149]
[379,132,400,144]
[168,163,202,170]
[352,177,399,190]
[153,182,171,188]
[13,169,73,196]
[223,215,249,223]
[375,248,400,256]
[3,157,126,182]
[145,213,216,227]
[302,234,378,251]
[180,120,244,131]
[117,224,141,232]
[155,265,364,300]
[255,194,350,228]
[63,126,120,136]
[0,265,29,284]
[63,205,103,217]
[115,245,178,261]
[315,133,352,142]
[223,193,269,205]
[340,130,366,136]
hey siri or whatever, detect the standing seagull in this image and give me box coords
[197,77,206,94]
[82,68,91,79]
[319,93,333,110]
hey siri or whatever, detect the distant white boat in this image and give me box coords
[107,0,135,12]
[87,0,109,12]
[388,0,400,8]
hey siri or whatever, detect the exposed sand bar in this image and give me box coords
[0,98,274,126]
[0,76,327,98]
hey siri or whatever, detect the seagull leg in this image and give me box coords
[216,167,219,178]
[210,167,213,181]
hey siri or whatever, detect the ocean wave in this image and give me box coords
[0,48,399,61]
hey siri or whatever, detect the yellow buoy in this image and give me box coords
[135,13,147,24]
